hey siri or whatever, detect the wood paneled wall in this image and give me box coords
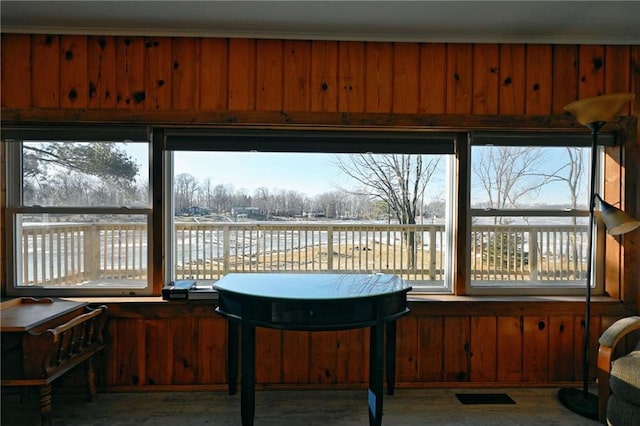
[3,35,638,114]
[97,299,630,389]
[2,34,639,389]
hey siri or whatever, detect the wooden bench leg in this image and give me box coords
[86,358,97,401]
[39,384,53,426]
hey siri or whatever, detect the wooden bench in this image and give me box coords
[1,304,108,426]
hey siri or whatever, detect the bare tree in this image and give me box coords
[174,173,200,213]
[253,187,272,218]
[541,147,587,278]
[472,146,573,274]
[335,154,441,267]
[473,147,561,222]
[212,183,233,214]
[199,178,214,211]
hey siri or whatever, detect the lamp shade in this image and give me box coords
[599,199,640,236]
[564,93,634,126]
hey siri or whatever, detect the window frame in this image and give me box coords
[1,114,632,300]
[162,126,458,294]
[465,131,614,296]
[3,126,154,297]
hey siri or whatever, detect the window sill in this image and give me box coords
[58,294,631,317]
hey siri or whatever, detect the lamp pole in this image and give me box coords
[558,92,635,420]
[557,121,601,420]
[580,120,602,399]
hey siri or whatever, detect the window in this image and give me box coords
[2,125,617,297]
[164,128,456,293]
[467,131,613,295]
[4,127,152,296]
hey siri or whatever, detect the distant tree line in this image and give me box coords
[174,172,447,221]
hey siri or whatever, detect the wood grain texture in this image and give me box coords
[548,315,575,381]
[470,316,497,382]
[172,38,200,110]
[256,328,282,383]
[172,317,198,384]
[115,37,144,109]
[445,44,473,114]
[338,41,365,113]
[443,316,470,381]
[283,40,311,112]
[472,44,499,114]
[525,44,552,114]
[392,42,420,114]
[578,45,606,99]
[522,316,549,382]
[335,329,367,383]
[310,331,338,384]
[199,38,228,111]
[417,316,444,381]
[32,35,60,108]
[228,38,256,110]
[1,34,31,108]
[145,319,173,385]
[310,40,338,112]
[143,37,172,110]
[419,43,447,114]
[496,316,522,382]
[365,42,393,113]
[551,45,579,114]
[396,316,419,382]
[498,44,525,115]
[256,39,284,111]
[197,317,227,384]
[281,331,310,384]
[87,36,117,109]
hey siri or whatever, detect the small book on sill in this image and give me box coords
[187,286,218,300]
[162,280,197,300]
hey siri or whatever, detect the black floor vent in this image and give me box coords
[456,393,516,405]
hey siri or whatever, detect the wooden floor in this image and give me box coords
[1,387,601,426]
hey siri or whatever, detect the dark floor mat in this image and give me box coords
[456,393,516,405]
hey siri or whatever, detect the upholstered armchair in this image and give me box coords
[597,316,640,425]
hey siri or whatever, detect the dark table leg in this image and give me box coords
[368,323,385,426]
[227,320,239,395]
[385,320,397,395]
[241,321,256,426]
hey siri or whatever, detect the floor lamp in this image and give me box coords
[558,92,639,420]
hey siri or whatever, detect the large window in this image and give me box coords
[2,125,615,297]
[164,128,456,293]
[467,131,612,295]
[4,127,152,296]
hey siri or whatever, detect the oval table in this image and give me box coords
[214,273,412,426]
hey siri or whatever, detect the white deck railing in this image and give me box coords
[19,222,588,286]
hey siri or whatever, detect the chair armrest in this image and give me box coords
[598,316,640,349]
[598,316,640,372]
[596,316,640,423]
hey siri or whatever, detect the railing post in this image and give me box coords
[429,227,437,280]
[223,224,230,274]
[83,225,101,281]
[529,230,538,281]
[327,226,333,271]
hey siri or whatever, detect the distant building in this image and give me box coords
[179,206,211,216]
[231,206,262,219]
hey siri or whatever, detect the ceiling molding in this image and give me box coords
[2,1,639,45]
[2,25,639,45]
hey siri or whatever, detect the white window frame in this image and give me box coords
[3,127,153,297]
[465,131,612,296]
